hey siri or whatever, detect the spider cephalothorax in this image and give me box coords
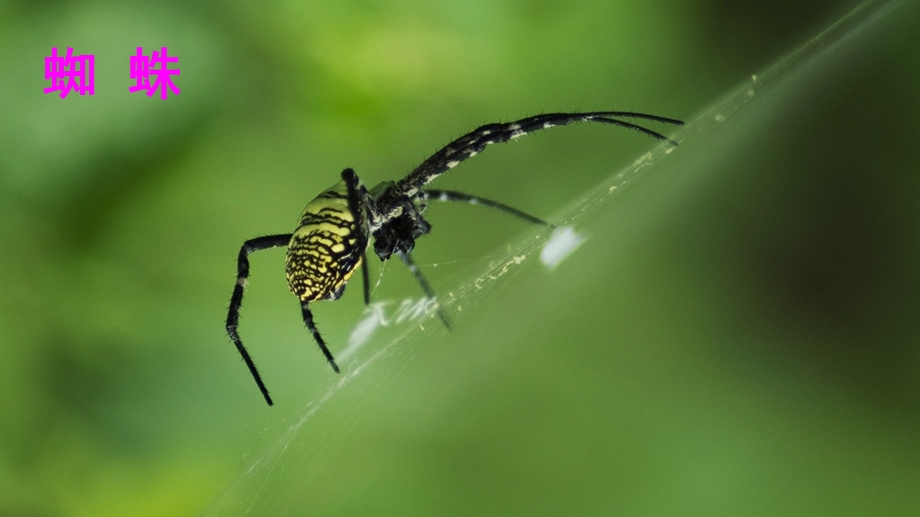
[226,111,683,405]
[369,183,431,260]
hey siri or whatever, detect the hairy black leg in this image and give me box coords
[340,168,375,306]
[423,189,551,227]
[361,253,371,305]
[226,234,293,406]
[301,301,340,373]
[341,167,377,237]
[397,250,452,331]
[388,111,684,201]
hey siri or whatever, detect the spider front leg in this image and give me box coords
[390,111,684,200]
[226,234,293,406]
[423,189,551,227]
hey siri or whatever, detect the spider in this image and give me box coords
[226,111,683,405]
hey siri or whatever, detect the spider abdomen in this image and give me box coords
[285,180,366,302]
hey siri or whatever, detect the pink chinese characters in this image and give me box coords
[44,47,95,98]
[129,46,181,100]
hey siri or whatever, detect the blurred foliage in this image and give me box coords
[1,0,918,515]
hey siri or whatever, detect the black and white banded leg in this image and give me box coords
[423,189,551,227]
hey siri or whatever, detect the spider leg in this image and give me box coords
[396,250,452,330]
[226,233,294,406]
[361,252,371,305]
[341,167,378,234]
[423,189,551,227]
[340,168,376,307]
[300,301,340,373]
[390,111,684,200]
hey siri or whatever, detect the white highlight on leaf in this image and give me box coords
[540,226,587,270]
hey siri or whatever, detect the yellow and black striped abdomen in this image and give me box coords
[285,179,367,302]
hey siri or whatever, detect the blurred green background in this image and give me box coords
[2,0,919,515]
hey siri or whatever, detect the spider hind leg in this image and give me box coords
[226,234,294,406]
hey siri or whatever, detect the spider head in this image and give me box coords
[372,196,431,261]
